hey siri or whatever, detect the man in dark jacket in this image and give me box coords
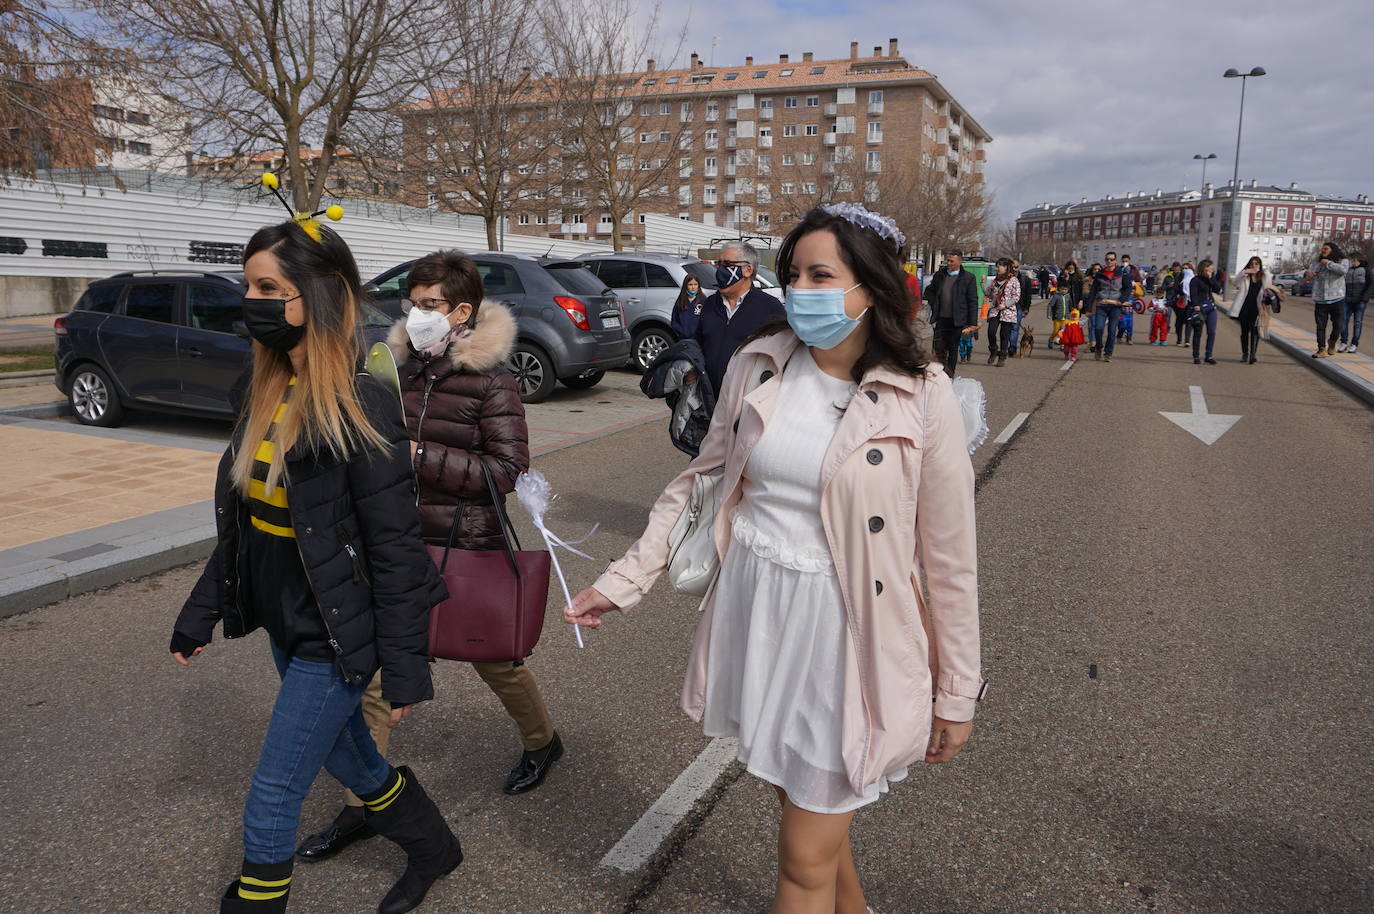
[692,241,785,397]
[1037,265,1051,299]
[924,250,980,377]
[1086,251,1133,362]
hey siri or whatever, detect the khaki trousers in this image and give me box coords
[343,661,555,806]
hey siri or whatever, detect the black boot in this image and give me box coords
[1248,335,1259,363]
[365,766,462,914]
[219,858,292,913]
[503,732,565,795]
[297,804,376,862]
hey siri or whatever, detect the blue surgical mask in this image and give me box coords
[785,283,865,349]
[715,263,744,288]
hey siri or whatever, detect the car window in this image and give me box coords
[644,264,679,289]
[683,262,718,290]
[77,284,122,313]
[543,263,608,296]
[477,262,525,296]
[373,267,410,295]
[187,284,244,334]
[594,259,647,289]
[123,283,176,323]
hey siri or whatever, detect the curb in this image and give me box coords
[1219,311,1374,408]
[0,409,668,621]
[0,526,216,620]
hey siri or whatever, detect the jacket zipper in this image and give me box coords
[283,465,346,661]
[412,374,435,507]
[344,542,370,586]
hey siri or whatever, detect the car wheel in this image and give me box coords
[558,369,605,390]
[633,326,673,371]
[68,364,125,427]
[507,344,558,403]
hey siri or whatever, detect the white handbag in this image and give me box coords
[666,467,724,596]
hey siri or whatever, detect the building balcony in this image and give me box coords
[706,111,719,122]
[726,164,737,176]
[560,223,589,234]
[822,132,837,146]
[759,108,773,120]
[758,135,773,148]
[704,139,718,150]
[726,136,737,148]
[726,107,738,120]
[867,102,884,115]
[704,168,718,178]
[866,132,883,145]
[822,162,835,173]
[823,103,838,116]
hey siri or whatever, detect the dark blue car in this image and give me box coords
[54,270,392,426]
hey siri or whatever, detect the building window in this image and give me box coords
[760,98,773,110]
[92,104,122,120]
[867,121,882,138]
[804,124,818,136]
[810,66,825,75]
[866,150,880,172]
[758,154,771,173]
[779,68,794,77]
[518,214,530,225]
[781,153,795,165]
[758,212,771,227]
[127,141,152,156]
[802,182,817,194]
[681,101,693,120]
[704,186,717,204]
[806,95,819,107]
[572,214,586,224]
[780,183,795,195]
[783,125,797,137]
[600,213,614,224]
[784,96,798,108]
[868,90,884,103]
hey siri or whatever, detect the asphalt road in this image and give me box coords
[3,318,1372,913]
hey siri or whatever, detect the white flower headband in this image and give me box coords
[819,202,906,252]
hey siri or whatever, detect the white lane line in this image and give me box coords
[993,411,1030,445]
[1060,359,1076,371]
[600,736,739,872]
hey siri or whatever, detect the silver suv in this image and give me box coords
[575,252,718,370]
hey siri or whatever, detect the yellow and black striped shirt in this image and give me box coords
[248,378,295,538]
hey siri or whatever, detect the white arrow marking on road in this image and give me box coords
[1159,386,1241,445]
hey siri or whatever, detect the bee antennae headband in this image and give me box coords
[260,172,343,242]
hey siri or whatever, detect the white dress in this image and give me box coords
[700,347,909,814]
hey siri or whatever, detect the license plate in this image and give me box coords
[602,316,622,328]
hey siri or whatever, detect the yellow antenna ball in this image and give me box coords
[324,205,344,222]
[261,172,279,190]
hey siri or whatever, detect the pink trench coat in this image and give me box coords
[593,330,982,795]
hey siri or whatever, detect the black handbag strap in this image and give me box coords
[438,457,523,578]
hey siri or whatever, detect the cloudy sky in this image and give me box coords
[665,0,1374,223]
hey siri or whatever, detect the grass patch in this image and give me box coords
[0,347,55,373]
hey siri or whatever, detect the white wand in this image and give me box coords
[514,470,598,649]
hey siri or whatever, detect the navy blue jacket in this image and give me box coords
[693,287,786,396]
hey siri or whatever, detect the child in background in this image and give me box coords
[1060,308,1086,360]
[1117,300,1137,344]
[1148,294,1171,345]
[958,328,975,363]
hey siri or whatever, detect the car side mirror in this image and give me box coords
[231,320,251,340]
[362,282,381,295]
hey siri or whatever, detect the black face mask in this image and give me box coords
[243,296,306,351]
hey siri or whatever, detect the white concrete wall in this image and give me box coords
[0,173,607,316]
[641,212,779,258]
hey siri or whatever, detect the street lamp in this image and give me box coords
[1221,66,1266,272]
[1193,153,1216,259]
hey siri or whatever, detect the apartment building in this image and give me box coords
[406,39,991,245]
[192,148,402,201]
[89,77,189,172]
[1017,180,1374,273]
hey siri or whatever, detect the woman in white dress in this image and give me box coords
[567,204,982,914]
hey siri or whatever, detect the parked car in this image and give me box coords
[366,252,631,403]
[53,269,393,427]
[1273,272,1302,295]
[574,252,719,370]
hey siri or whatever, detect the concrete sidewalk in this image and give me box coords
[1250,310,1374,406]
[0,372,667,618]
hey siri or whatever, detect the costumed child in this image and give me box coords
[1060,308,1086,361]
[958,328,976,363]
[1148,294,1171,345]
[1117,299,1139,343]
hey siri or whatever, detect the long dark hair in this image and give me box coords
[1324,241,1344,260]
[673,273,703,311]
[747,207,929,382]
[1244,255,1265,284]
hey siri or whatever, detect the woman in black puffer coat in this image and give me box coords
[297,251,564,868]
[171,222,459,914]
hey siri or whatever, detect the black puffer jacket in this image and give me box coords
[386,301,530,552]
[174,374,446,706]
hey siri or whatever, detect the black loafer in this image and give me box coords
[296,814,376,862]
[502,732,564,795]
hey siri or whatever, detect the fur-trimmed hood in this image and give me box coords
[386,298,518,374]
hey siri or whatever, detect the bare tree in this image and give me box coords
[88,0,449,210]
[875,162,991,267]
[1,1,112,175]
[403,0,556,249]
[539,0,687,251]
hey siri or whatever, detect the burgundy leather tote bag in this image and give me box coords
[426,460,551,663]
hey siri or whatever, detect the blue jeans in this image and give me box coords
[1191,307,1218,360]
[1342,298,1366,346]
[1007,307,1025,351]
[242,643,390,864]
[1093,305,1123,355]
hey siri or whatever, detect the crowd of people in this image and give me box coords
[172,200,983,914]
